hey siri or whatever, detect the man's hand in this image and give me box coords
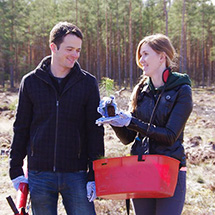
[86,181,97,202]
[12,175,28,191]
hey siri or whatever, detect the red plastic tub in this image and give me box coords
[93,155,180,200]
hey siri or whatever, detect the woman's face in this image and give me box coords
[139,43,163,78]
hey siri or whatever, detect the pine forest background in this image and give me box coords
[1,0,215,90]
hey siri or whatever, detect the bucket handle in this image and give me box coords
[137,83,167,162]
[138,154,146,162]
[137,137,149,162]
[100,158,123,167]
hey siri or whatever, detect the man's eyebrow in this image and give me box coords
[66,46,81,50]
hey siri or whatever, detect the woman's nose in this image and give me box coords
[139,56,144,64]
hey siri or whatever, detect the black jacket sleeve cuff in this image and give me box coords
[127,117,149,136]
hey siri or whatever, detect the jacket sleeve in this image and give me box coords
[9,76,33,179]
[127,85,193,146]
[111,126,137,145]
[85,78,104,181]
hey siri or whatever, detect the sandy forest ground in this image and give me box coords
[0,87,215,215]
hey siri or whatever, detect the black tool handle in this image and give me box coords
[6,196,19,215]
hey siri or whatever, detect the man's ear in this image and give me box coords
[50,43,57,53]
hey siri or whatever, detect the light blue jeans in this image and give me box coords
[28,170,96,215]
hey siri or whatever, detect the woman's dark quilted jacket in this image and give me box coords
[112,71,193,167]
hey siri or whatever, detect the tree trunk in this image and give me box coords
[76,0,78,25]
[201,5,205,87]
[84,13,89,72]
[97,0,101,80]
[9,45,14,88]
[194,42,197,86]
[117,0,121,88]
[163,0,168,36]
[109,12,112,79]
[112,32,116,81]
[9,0,15,88]
[179,0,186,73]
[129,0,133,90]
[124,16,127,87]
[208,34,212,86]
[183,22,187,73]
[105,5,109,77]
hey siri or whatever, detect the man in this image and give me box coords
[9,21,104,215]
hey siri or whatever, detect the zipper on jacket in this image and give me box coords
[35,75,62,172]
[78,134,81,159]
[36,72,83,171]
[31,128,39,156]
[53,100,59,172]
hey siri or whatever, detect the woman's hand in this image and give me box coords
[96,111,132,127]
[97,95,118,117]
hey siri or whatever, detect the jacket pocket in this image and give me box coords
[30,128,39,156]
[160,92,177,120]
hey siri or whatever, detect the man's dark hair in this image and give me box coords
[49,21,83,49]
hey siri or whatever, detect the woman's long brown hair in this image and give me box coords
[130,34,177,112]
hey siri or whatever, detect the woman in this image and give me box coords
[96,34,193,215]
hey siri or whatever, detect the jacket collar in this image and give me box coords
[142,68,191,94]
[34,56,86,90]
[140,78,150,94]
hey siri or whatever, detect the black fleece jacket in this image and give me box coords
[9,56,104,181]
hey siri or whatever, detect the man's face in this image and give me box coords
[53,34,82,70]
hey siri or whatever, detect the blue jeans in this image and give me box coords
[131,171,186,215]
[28,170,96,215]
